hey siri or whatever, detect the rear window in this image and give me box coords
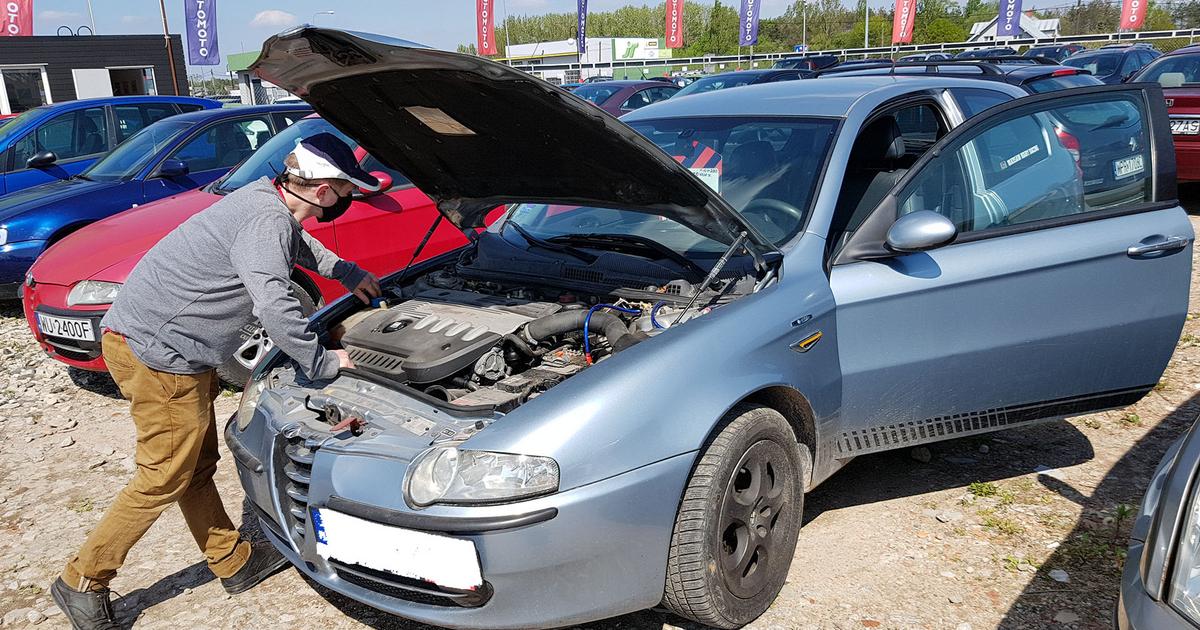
[1136,54,1200,87]
[572,84,622,105]
[1064,53,1120,76]
[675,75,754,97]
[1025,72,1105,93]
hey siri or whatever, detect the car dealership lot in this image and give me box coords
[0,210,1198,630]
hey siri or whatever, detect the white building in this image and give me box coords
[501,38,672,84]
[969,13,1061,42]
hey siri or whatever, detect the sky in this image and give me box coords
[27,0,992,75]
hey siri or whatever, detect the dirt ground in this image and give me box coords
[4,203,1200,630]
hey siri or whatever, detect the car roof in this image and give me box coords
[1165,45,1200,56]
[164,103,312,124]
[622,74,1024,121]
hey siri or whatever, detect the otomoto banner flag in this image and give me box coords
[577,0,587,54]
[185,0,220,65]
[476,0,497,56]
[666,0,684,49]
[996,0,1023,38]
[1120,0,1147,30]
[892,0,916,43]
[0,0,33,37]
[738,0,761,46]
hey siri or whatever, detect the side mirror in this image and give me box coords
[885,211,957,253]
[26,151,57,169]
[157,159,190,178]
[360,170,393,196]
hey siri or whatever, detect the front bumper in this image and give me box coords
[226,413,693,629]
[1117,538,1192,629]
[1175,141,1200,183]
[21,280,109,370]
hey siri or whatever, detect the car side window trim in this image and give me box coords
[832,83,1174,266]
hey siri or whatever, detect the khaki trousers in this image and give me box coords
[61,333,250,591]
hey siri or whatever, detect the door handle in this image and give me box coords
[1127,236,1190,257]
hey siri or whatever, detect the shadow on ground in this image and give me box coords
[998,393,1200,628]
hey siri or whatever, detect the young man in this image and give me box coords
[51,134,383,629]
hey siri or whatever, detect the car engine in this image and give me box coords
[329,268,705,412]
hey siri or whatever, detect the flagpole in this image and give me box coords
[85,0,96,33]
[159,0,180,95]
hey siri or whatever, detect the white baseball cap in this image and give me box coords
[286,133,380,191]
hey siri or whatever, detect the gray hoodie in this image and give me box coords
[101,177,366,380]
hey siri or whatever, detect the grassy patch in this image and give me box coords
[982,512,1024,536]
[969,481,999,497]
[1121,413,1143,428]
[1083,417,1102,429]
[67,498,93,513]
[16,584,42,597]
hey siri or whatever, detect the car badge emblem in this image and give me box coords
[1129,137,1138,152]
[1166,98,1175,107]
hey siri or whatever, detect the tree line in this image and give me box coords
[457,0,1200,56]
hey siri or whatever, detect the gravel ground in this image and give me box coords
[2,210,1200,630]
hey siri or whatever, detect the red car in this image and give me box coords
[1132,45,1200,181]
[570,80,679,117]
[22,115,472,384]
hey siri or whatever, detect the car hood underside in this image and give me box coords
[249,27,774,255]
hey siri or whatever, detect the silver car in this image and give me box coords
[230,28,1192,629]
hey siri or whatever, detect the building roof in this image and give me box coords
[969,14,1060,41]
[227,51,259,73]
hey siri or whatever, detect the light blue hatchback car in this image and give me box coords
[228,28,1192,629]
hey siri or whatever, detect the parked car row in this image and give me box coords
[3,26,1197,630]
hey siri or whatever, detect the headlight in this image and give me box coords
[0,227,7,246]
[405,445,559,507]
[67,280,122,306]
[236,377,270,430]
[1170,480,1200,622]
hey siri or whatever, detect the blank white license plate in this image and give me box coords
[1114,154,1145,179]
[312,508,483,591]
[1172,119,1200,135]
[36,313,94,341]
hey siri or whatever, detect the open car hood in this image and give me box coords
[250,27,775,257]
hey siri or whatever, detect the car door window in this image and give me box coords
[168,116,272,173]
[11,107,108,167]
[141,103,178,125]
[1120,52,1143,78]
[620,90,653,111]
[177,103,206,113]
[273,111,308,129]
[114,106,146,142]
[895,91,1152,235]
[948,88,1012,118]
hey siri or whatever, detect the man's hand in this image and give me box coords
[353,272,382,304]
[331,349,356,370]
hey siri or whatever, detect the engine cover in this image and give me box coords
[340,291,557,384]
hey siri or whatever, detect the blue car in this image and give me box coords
[229,29,1191,629]
[1063,44,1161,83]
[0,104,311,296]
[0,95,219,196]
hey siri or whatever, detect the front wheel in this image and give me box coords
[661,404,807,629]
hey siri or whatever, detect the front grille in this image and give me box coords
[274,436,316,543]
[45,339,100,362]
[332,560,491,608]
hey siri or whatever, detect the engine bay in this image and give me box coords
[324,258,757,413]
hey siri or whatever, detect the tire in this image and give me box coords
[662,404,808,629]
[215,280,317,388]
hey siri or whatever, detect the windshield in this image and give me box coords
[1025,72,1104,93]
[1064,53,1119,75]
[572,84,622,105]
[675,75,755,97]
[1136,54,1200,86]
[0,106,45,142]
[82,120,193,181]
[213,117,352,193]
[504,117,838,255]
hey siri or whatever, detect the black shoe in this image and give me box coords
[50,577,120,630]
[220,543,290,595]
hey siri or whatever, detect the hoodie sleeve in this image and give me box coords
[295,229,368,291]
[229,213,339,381]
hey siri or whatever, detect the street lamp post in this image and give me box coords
[312,11,334,25]
[85,0,96,34]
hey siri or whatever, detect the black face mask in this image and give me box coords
[279,180,354,223]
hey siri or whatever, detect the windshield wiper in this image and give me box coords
[502,221,597,264]
[1091,113,1130,131]
[548,233,708,280]
[70,173,93,181]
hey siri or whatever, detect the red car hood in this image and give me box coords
[33,189,219,287]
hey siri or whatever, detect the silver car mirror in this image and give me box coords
[885,211,957,253]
